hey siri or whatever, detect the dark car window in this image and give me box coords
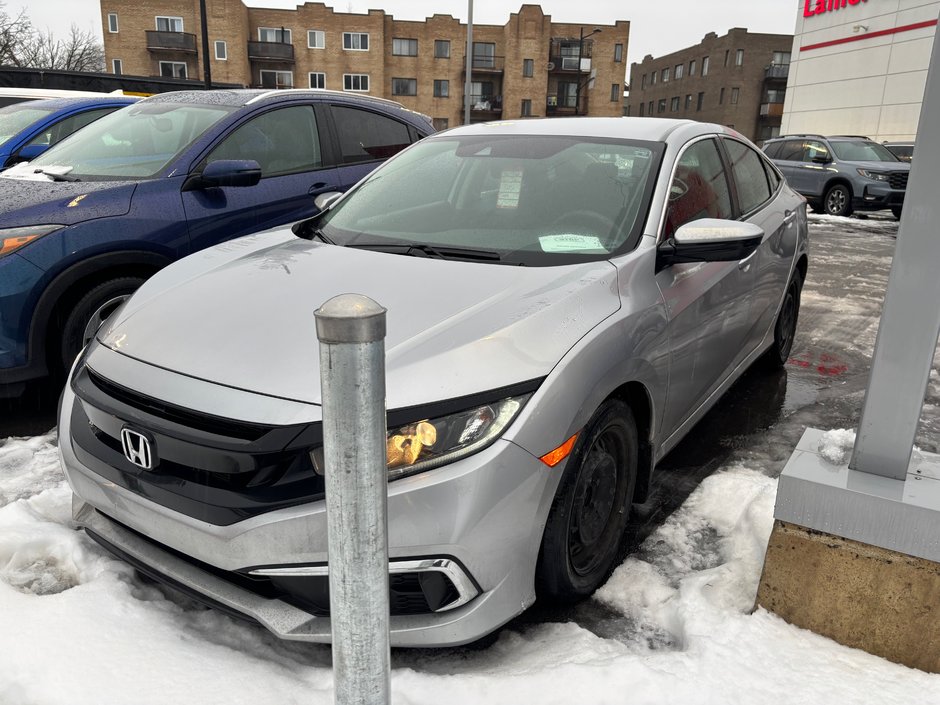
[206,105,322,177]
[25,107,118,149]
[885,144,913,161]
[776,139,805,162]
[332,106,412,164]
[802,140,829,162]
[763,141,784,159]
[830,140,899,162]
[663,138,733,239]
[724,138,771,214]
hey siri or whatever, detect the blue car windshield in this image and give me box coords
[28,102,234,179]
[320,134,662,265]
[0,103,55,148]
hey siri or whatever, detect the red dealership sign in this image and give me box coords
[804,0,867,18]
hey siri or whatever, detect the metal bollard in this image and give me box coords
[314,294,391,705]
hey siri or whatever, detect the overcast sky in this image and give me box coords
[25,0,797,76]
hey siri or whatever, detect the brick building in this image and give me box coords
[100,1,630,128]
[625,28,793,142]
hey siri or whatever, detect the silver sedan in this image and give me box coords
[59,117,808,646]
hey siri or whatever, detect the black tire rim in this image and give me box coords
[777,279,798,358]
[568,424,628,577]
[826,188,847,215]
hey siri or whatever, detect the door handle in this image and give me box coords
[784,209,797,224]
[308,182,330,194]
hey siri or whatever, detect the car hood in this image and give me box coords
[844,159,910,172]
[95,229,621,408]
[0,174,136,225]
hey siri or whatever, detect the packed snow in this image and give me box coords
[1,431,938,704]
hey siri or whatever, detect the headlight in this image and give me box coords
[0,224,63,258]
[857,169,889,181]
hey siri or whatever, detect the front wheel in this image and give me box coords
[762,270,803,369]
[536,399,638,602]
[824,184,852,217]
[60,277,144,372]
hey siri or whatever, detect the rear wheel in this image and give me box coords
[536,400,638,602]
[762,270,803,369]
[60,277,144,372]
[824,184,852,217]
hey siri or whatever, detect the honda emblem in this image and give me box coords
[120,427,153,470]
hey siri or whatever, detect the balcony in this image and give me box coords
[549,38,593,73]
[248,41,295,63]
[765,63,789,80]
[546,94,581,115]
[460,56,505,73]
[146,30,197,54]
[760,102,785,118]
[463,94,503,115]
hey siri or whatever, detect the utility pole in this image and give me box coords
[575,27,600,115]
[464,0,473,125]
[199,0,211,89]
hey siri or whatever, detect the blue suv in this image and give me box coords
[0,95,138,167]
[0,89,433,394]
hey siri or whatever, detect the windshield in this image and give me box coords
[319,134,662,266]
[0,103,55,147]
[26,102,234,179]
[831,140,899,163]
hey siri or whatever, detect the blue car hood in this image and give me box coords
[0,176,136,226]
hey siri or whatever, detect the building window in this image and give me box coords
[308,30,325,49]
[685,94,692,110]
[648,100,653,114]
[731,87,739,104]
[432,117,449,130]
[735,49,744,66]
[343,74,369,91]
[724,49,730,67]
[670,96,680,112]
[156,16,183,32]
[393,38,418,56]
[392,78,417,96]
[433,79,449,97]
[343,32,369,51]
[611,84,620,102]
[696,92,704,111]
[772,51,791,66]
[614,43,623,62]
[641,74,646,90]
[259,27,291,43]
[765,88,785,103]
[702,56,709,76]
[523,58,533,77]
[689,59,696,77]
[521,99,532,116]
[215,41,227,60]
[662,67,670,82]
[112,58,122,74]
[159,61,187,78]
[108,13,118,33]
[639,102,644,117]
[260,69,293,88]
[309,72,325,89]
[434,40,450,58]
[719,87,725,105]
[675,64,683,80]
[657,98,666,114]
[472,42,496,69]
[651,71,657,85]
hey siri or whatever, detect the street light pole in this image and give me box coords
[574,27,600,116]
[464,0,473,125]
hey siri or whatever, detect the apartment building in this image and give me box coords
[100,1,630,128]
[625,28,793,142]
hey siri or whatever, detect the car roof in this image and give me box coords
[433,117,734,143]
[10,96,139,111]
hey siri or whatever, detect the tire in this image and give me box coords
[809,201,825,214]
[535,399,638,602]
[762,270,803,369]
[891,206,902,221]
[824,184,852,217]
[60,277,144,372]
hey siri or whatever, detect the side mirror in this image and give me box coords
[14,143,49,163]
[656,218,763,272]
[183,159,261,191]
[314,191,343,211]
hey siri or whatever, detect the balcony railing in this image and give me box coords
[461,55,505,72]
[548,55,591,72]
[764,63,789,79]
[463,94,503,112]
[248,41,295,62]
[146,30,197,53]
[760,102,785,118]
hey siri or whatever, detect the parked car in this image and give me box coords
[883,140,914,163]
[762,134,910,219]
[0,87,129,109]
[0,89,433,395]
[0,95,138,168]
[60,117,808,647]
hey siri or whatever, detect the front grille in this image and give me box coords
[888,171,908,190]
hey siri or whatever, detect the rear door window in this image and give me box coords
[776,139,805,162]
[331,106,412,164]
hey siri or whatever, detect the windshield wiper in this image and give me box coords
[348,242,502,262]
[292,220,335,244]
[33,167,80,182]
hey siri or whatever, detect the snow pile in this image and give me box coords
[1,435,938,704]
[817,428,857,464]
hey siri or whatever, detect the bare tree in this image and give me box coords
[0,2,32,66]
[17,24,105,72]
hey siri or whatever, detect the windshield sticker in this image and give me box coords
[539,234,606,253]
[496,169,523,209]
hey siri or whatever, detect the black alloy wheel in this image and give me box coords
[824,184,852,217]
[763,270,803,369]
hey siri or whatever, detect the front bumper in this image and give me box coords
[0,252,45,379]
[59,371,558,647]
[853,182,905,211]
